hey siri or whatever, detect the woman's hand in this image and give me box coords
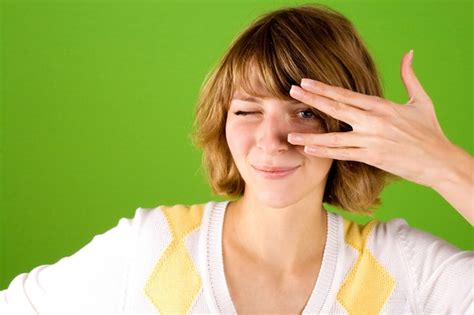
[288,50,474,224]
[287,50,448,187]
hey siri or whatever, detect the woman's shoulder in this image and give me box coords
[140,202,208,226]
[340,214,473,278]
[130,201,210,235]
[338,215,409,250]
[371,216,468,254]
[334,215,473,312]
[339,214,466,252]
[120,201,213,255]
[337,214,472,272]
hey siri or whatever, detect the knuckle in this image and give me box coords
[331,133,340,145]
[318,83,328,93]
[340,149,351,158]
[380,103,398,117]
[368,135,381,148]
[372,95,385,104]
[308,134,319,145]
[308,94,318,104]
[368,152,383,167]
[369,95,387,111]
[332,101,344,115]
[316,147,327,156]
[366,153,376,165]
[369,116,384,132]
[340,88,351,98]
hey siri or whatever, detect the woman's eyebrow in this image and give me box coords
[231,95,301,104]
[232,95,260,103]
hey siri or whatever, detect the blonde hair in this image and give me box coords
[191,3,399,214]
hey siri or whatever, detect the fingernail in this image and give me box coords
[408,49,414,65]
[305,146,318,154]
[288,133,303,143]
[290,85,302,96]
[300,78,312,88]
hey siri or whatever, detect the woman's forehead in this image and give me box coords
[233,61,269,92]
[232,82,297,104]
[233,77,268,95]
[231,90,301,106]
[232,60,298,102]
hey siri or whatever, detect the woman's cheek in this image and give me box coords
[226,120,254,153]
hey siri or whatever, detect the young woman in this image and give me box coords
[1,4,472,314]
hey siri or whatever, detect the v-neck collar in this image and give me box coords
[200,200,340,314]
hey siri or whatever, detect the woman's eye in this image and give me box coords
[298,109,318,120]
[234,111,257,116]
[233,109,319,120]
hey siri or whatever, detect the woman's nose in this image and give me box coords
[255,117,291,154]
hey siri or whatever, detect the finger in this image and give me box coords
[288,132,370,148]
[298,78,383,111]
[289,85,364,125]
[400,50,430,104]
[304,145,367,162]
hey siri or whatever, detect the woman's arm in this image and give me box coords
[390,218,473,313]
[0,210,141,314]
[430,143,474,225]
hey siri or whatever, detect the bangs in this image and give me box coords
[227,15,328,119]
[229,18,304,101]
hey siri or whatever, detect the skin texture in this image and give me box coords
[224,71,331,314]
[287,50,473,225]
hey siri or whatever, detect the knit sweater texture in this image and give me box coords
[1,200,473,314]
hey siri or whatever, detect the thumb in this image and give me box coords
[400,50,430,104]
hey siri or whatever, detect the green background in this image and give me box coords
[0,0,472,290]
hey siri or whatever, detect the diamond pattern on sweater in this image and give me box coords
[144,204,205,314]
[337,219,396,314]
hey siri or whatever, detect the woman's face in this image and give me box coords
[225,82,334,208]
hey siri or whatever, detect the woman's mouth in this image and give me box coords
[252,165,300,179]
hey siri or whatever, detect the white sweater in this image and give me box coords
[0,200,473,314]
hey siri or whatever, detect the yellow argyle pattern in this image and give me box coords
[337,218,396,314]
[144,204,205,314]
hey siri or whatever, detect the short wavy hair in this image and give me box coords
[191,3,398,214]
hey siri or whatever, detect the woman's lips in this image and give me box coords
[252,165,300,179]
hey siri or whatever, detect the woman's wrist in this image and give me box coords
[430,142,474,225]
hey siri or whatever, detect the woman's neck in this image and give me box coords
[223,194,327,275]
